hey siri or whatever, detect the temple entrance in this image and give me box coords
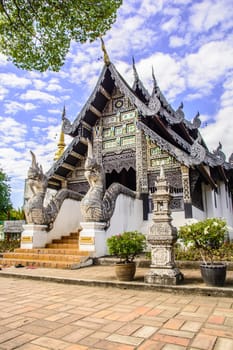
[106,167,136,191]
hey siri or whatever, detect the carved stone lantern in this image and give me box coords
[144,165,183,285]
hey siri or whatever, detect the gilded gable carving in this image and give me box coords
[147,140,179,171]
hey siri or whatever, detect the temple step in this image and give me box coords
[0,231,90,269]
[3,252,84,262]
[14,248,88,255]
[0,258,84,269]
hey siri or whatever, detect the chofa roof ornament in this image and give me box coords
[192,111,201,129]
[174,102,185,122]
[190,135,206,165]
[100,37,110,66]
[229,153,233,165]
[213,142,226,165]
[148,66,161,113]
[61,105,72,134]
[132,56,139,83]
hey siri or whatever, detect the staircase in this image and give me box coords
[0,231,90,269]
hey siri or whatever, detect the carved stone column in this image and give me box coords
[136,126,149,219]
[144,166,183,285]
[181,165,192,218]
[136,128,148,193]
[93,121,103,165]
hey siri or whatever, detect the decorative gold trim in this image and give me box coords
[100,37,110,66]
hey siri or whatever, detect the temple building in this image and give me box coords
[1,43,233,269]
[46,46,233,232]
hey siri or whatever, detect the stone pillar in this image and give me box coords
[144,166,183,285]
[136,124,149,219]
[20,224,48,249]
[79,222,106,257]
[181,165,192,218]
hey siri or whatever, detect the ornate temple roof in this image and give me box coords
[132,57,150,103]
[46,53,233,190]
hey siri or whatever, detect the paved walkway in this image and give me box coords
[0,265,233,349]
[0,264,233,297]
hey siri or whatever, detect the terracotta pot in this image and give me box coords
[115,262,136,281]
[200,263,227,286]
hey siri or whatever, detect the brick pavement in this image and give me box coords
[0,275,233,349]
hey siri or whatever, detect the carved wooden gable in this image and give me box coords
[96,87,137,173]
[147,140,179,171]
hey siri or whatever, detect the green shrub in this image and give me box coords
[175,242,233,262]
[0,239,20,252]
[107,231,146,263]
[178,218,227,264]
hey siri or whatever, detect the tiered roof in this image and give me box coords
[47,48,233,191]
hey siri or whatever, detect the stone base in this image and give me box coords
[20,224,48,249]
[80,222,106,257]
[144,267,184,285]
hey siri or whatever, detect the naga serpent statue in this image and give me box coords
[24,151,82,229]
[80,139,137,226]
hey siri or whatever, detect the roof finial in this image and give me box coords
[132,56,139,82]
[100,36,110,66]
[62,104,66,120]
[152,66,158,88]
[54,108,66,161]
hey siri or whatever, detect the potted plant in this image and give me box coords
[178,218,228,286]
[106,231,146,281]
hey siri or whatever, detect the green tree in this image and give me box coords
[9,208,25,220]
[0,0,122,72]
[0,168,12,220]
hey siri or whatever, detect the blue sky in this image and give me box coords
[0,0,233,209]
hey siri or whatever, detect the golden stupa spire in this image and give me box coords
[100,36,110,66]
[54,106,66,161]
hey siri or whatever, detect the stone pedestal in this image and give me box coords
[145,250,183,285]
[20,224,48,249]
[80,222,106,257]
[145,165,183,285]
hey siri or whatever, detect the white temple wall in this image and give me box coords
[203,184,215,218]
[106,194,144,242]
[191,206,205,221]
[46,199,82,244]
[218,182,233,226]
[201,182,233,239]
[171,211,185,229]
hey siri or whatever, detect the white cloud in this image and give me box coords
[185,92,204,101]
[0,86,8,100]
[0,73,31,88]
[220,74,233,108]
[132,52,185,100]
[46,83,63,92]
[20,90,60,104]
[189,0,233,33]
[201,106,233,158]
[48,108,62,115]
[201,71,233,158]
[184,38,233,92]
[4,101,37,115]
[139,0,164,16]
[32,79,47,90]
[32,114,58,124]
[161,16,181,33]
[169,35,190,48]
[69,60,102,89]
[44,78,66,92]
[0,116,27,144]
